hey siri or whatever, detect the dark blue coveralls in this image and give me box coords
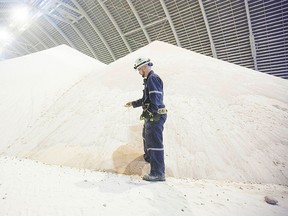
[132,71,167,177]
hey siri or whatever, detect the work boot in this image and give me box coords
[142,174,165,182]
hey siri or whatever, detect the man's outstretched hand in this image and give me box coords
[124,102,132,107]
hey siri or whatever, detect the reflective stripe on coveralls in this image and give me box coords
[149,90,162,95]
[147,148,164,151]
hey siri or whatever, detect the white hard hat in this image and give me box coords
[134,57,151,70]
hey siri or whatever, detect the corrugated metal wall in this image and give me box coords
[0,0,287,79]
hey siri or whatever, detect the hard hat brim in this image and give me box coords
[134,59,150,70]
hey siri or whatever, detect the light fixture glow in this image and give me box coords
[0,28,14,47]
[0,29,11,42]
[11,5,30,25]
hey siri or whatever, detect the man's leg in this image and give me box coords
[144,115,167,177]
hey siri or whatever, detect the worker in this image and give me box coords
[125,57,167,181]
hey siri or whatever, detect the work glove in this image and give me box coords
[124,102,132,107]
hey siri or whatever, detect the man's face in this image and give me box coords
[138,65,146,77]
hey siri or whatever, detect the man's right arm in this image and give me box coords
[124,98,142,108]
[132,99,142,108]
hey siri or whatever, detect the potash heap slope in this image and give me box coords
[1,41,288,184]
[0,45,106,151]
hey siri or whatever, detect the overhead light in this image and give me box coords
[11,5,30,25]
[0,3,42,57]
[0,28,12,43]
[0,28,14,51]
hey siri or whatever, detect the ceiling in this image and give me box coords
[0,0,287,79]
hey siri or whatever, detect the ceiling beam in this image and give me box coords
[69,22,99,59]
[44,1,98,58]
[33,22,58,47]
[46,14,99,58]
[124,17,167,36]
[159,0,181,47]
[70,0,116,60]
[244,0,258,71]
[58,2,82,17]
[43,15,76,49]
[98,0,132,53]
[198,0,217,58]
[126,0,151,43]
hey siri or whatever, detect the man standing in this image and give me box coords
[125,57,167,181]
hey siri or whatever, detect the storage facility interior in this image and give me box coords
[0,0,287,78]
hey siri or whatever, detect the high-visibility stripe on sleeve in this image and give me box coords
[149,91,162,95]
[147,148,164,151]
